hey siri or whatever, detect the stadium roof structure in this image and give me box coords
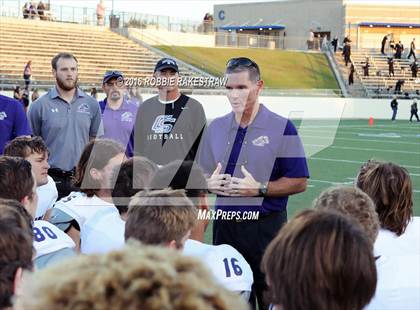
[359,22,420,29]
[218,24,286,31]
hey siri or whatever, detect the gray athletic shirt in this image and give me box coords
[28,87,103,171]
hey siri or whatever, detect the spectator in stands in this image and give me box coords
[0,206,33,309]
[4,136,57,220]
[50,139,125,251]
[348,63,355,85]
[100,71,138,157]
[29,1,37,19]
[381,34,388,55]
[134,58,207,165]
[363,57,370,76]
[23,60,32,90]
[96,0,105,26]
[395,41,404,59]
[408,38,416,60]
[37,1,46,20]
[343,41,351,66]
[307,29,314,50]
[28,52,103,199]
[128,87,143,106]
[314,34,321,50]
[331,36,338,53]
[410,98,419,122]
[31,88,39,102]
[13,86,22,101]
[388,57,395,77]
[21,89,30,112]
[390,95,398,120]
[343,34,351,45]
[15,244,248,310]
[394,79,404,94]
[411,60,418,78]
[22,2,30,18]
[90,87,97,99]
[0,156,76,269]
[0,94,32,154]
[262,209,377,310]
[148,160,254,298]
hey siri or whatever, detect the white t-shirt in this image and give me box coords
[35,176,58,219]
[366,254,420,310]
[33,220,75,258]
[80,207,125,254]
[183,239,253,292]
[53,191,118,229]
[375,217,420,257]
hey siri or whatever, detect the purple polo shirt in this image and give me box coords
[0,94,32,154]
[198,104,309,214]
[99,98,138,157]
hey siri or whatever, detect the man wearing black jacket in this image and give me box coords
[390,96,398,121]
[134,58,207,165]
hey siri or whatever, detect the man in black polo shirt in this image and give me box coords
[134,58,207,165]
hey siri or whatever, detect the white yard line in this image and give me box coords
[309,157,420,170]
[305,144,420,155]
[300,134,420,146]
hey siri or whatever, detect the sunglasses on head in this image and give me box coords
[226,57,258,69]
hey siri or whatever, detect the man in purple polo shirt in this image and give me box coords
[99,71,138,157]
[0,94,32,154]
[198,57,309,310]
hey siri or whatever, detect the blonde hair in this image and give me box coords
[125,189,197,246]
[15,243,248,310]
[313,186,380,245]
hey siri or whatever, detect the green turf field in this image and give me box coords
[156,46,339,90]
[204,119,420,243]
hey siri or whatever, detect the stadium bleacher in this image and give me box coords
[0,17,204,90]
[334,47,419,98]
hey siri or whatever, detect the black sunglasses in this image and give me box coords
[104,70,123,77]
[226,57,261,80]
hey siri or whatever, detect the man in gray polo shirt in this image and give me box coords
[28,52,103,199]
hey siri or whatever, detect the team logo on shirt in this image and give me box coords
[252,136,269,147]
[77,103,90,114]
[121,112,133,123]
[0,112,7,120]
[151,115,176,134]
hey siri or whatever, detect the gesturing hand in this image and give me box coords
[229,166,260,197]
[207,163,233,196]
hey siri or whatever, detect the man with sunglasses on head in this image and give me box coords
[134,58,207,165]
[28,52,103,199]
[99,71,138,157]
[198,57,309,310]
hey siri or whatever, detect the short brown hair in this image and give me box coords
[262,209,377,310]
[0,156,34,202]
[0,219,33,308]
[73,139,125,197]
[0,199,33,235]
[4,136,49,158]
[111,156,157,214]
[14,243,248,310]
[313,186,380,245]
[125,189,197,246]
[51,52,78,70]
[356,160,413,236]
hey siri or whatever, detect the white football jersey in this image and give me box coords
[183,239,253,292]
[366,254,420,310]
[375,216,420,257]
[33,220,76,258]
[80,207,125,254]
[36,176,58,219]
[53,191,118,229]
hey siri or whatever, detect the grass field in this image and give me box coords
[204,119,420,242]
[156,46,339,90]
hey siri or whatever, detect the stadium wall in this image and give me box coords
[128,28,215,47]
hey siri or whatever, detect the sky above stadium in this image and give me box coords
[52,0,419,21]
